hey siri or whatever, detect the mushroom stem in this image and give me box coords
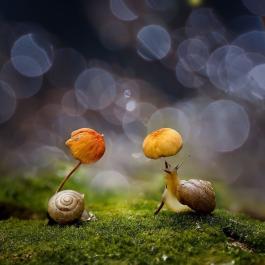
[56,161,82,193]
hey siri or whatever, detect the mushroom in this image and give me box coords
[143,128,183,159]
[56,128,105,192]
[142,128,216,215]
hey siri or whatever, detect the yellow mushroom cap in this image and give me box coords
[65,128,105,164]
[142,128,183,159]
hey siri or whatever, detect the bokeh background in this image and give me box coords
[0,0,265,217]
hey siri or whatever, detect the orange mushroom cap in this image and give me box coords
[65,128,105,164]
[143,128,183,159]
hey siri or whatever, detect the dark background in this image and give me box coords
[0,0,252,55]
[0,0,255,100]
[0,0,264,197]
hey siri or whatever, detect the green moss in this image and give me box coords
[0,174,264,264]
[0,205,265,264]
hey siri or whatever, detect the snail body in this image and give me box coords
[142,128,216,215]
[48,190,85,224]
[155,166,216,214]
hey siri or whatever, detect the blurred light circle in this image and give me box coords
[217,158,243,184]
[115,79,140,108]
[207,45,265,102]
[11,56,41,77]
[124,89,131,98]
[61,90,87,116]
[11,33,53,77]
[100,104,125,126]
[176,61,206,89]
[110,0,138,21]
[245,53,265,101]
[187,0,204,8]
[91,170,129,191]
[3,142,40,170]
[0,60,42,98]
[122,102,157,124]
[137,102,157,124]
[0,81,16,123]
[248,64,265,91]
[99,78,142,126]
[131,152,143,159]
[185,8,225,37]
[30,145,68,168]
[175,97,212,118]
[147,107,190,141]
[198,31,227,52]
[232,31,265,56]
[242,0,265,16]
[122,119,147,144]
[75,67,117,110]
[47,48,86,88]
[246,52,265,65]
[137,25,171,61]
[226,52,265,103]
[206,45,245,92]
[225,52,254,93]
[52,114,88,139]
[126,100,136,111]
[199,100,250,152]
[145,0,176,11]
[177,38,209,71]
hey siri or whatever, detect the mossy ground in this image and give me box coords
[0,172,264,265]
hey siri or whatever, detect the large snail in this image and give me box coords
[154,161,216,214]
[143,128,216,215]
[47,128,105,225]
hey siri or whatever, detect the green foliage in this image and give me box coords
[0,205,265,264]
[0,174,264,264]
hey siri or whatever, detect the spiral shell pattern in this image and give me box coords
[48,190,85,224]
[178,179,216,214]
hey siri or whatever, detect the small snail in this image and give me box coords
[142,128,216,215]
[47,128,105,225]
[48,190,85,224]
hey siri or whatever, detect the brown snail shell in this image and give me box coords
[48,190,85,224]
[178,179,216,214]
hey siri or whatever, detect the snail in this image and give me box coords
[142,128,216,215]
[47,128,105,224]
[154,161,216,214]
[48,190,85,224]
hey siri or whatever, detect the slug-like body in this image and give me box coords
[48,190,85,224]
